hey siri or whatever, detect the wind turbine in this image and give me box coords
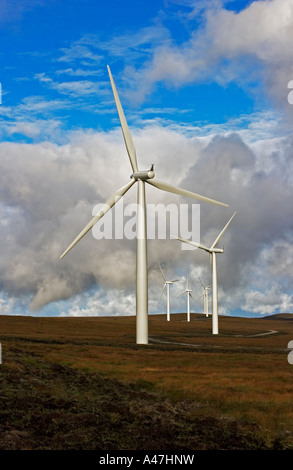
[198,276,211,317]
[177,277,194,322]
[173,211,236,335]
[159,264,179,321]
[60,65,229,345]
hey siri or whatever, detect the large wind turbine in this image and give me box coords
[177,277,194,322]
[60,65,229,345]
[198,276,211,317]
[159,264,178,321]
[173,211,236,334]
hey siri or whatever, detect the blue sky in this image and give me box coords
[1,0,293,319]
[1,0,261,140]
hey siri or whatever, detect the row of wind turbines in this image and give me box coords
[60,65,236,344]
[159,267,210,323]
[159,208,236,335]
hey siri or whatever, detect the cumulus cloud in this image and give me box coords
[0,125,203,313]
[241,286,293,315]
[1,0,293,318]
[121,0,293,111]
[0,112,292,316]
[175,125,293,315]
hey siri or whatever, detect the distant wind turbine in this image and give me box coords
[198,276,211,317]
[173,211,236,334]
[60,65,229,345]
[177,277,194,322]
[159,264,179,321]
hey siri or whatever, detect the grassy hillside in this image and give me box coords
[0,313,293,450]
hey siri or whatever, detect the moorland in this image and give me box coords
[0,312,292,450]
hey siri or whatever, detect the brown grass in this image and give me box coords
[1,312,293,449]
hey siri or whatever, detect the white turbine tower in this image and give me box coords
[198,276,211,317]
[159,264,178,321]
[60,65,229,345]
[177,277,194,322]
[174,211,236,335]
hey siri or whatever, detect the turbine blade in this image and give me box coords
[146,178,228,207]
[171,235,210,252]
[159,283,166,303]
[107,65,138,173]
[159,263,166,282]
[60,179,135,259]
[211,211,237,249]
[170,279,179,283]
[198,275,205,288]
[176,291,186,298]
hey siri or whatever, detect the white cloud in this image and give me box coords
[79,26,171,61]
[0,293,15,314]
[242,286,293,315]
[0,111,292,317]
[57,43,102,66]
[117,0,293,110]
[56,68,103,77]
[35,72,108,98]
[61,288,136,317]
[0,96,70,140]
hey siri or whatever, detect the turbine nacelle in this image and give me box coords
[210,247,224,254]
[132,164,155,181]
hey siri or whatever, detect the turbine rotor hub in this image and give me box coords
[132,165,155,181]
